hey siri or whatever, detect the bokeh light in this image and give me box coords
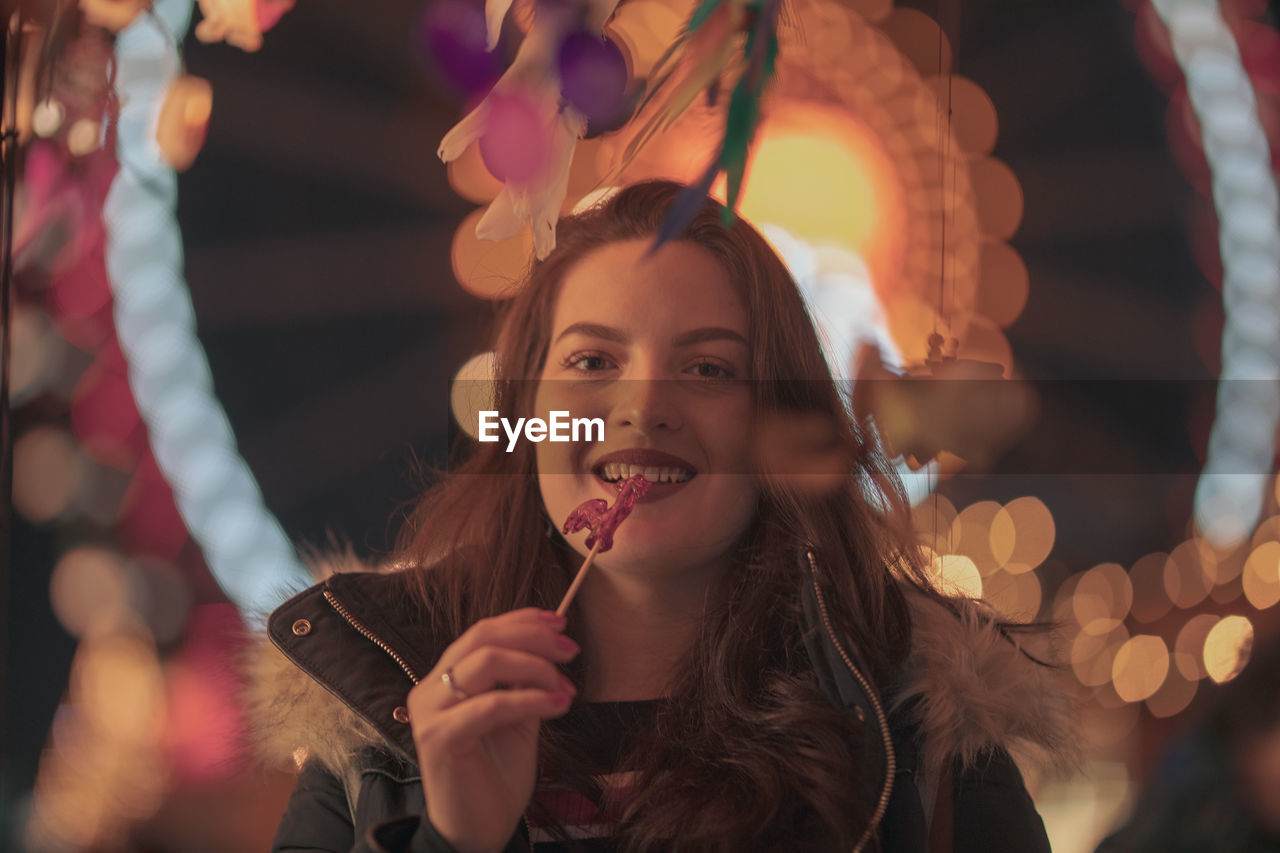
[1174,613,1220,681]
[1203,614,1254,683]
[929,552,983,599]
[1164,538,1215,609]
[1243,539,1280,609]
[989,496,1055,574]
[1074,563,1134,636]
[13,427,82,523]
[982,568,1043,623]
[49,547,134,639]
[949,499,1004,576]
[1072,622,1130,688]
[1145,667,1198,719]
[450,351,497,439]
[1111,634,1170,704]
[451,207,534,298]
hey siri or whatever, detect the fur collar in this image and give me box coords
[242,555,1078,783]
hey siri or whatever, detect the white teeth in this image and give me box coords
[596,460,695,483]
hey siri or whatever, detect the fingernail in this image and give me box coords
[555,634,580,654]
[540,610,566,624]
[558,675,577,694]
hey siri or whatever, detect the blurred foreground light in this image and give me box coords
[982,568,1042,623]
[67,118,102,157]
[1204,614,1253,683]
[1112,634,1170,704]
[929,552,982,599]
[418,0,503,96]
[1074,563,1134,636]
[1175,613,1220,681]
[105,0,307,616]
[451,352,497,439]
[949,500,1003,576]
[50,546,134,638]
[451,207,533,298]
[155,75,212,172]
[1151,0,1280,547]
[81,0,150,32]
[9,303,63,403]
[990,496,1055,574]
[1071,622,1130,688]
[1243,539,1280,609]
[1164,538,1216,609]
[13,427,81,522]
[31,98,64,138]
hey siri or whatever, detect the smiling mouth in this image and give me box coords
[595,462,695,484]
[590,449,698,485]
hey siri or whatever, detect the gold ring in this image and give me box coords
[441,666,470,700]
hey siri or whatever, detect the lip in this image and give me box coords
[589,448,697,504]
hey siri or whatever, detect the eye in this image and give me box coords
[563,351,617,372]
[685,360,735,379]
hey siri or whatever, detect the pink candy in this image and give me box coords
[561,475,651,552]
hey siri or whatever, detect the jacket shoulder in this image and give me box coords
[244,568,445,779]
[892,585,1079,782]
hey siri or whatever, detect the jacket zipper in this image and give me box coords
[323,589,421,685]
[325,589,535,850]
[805,549,895,853]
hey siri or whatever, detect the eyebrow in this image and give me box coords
[553,322,749,348]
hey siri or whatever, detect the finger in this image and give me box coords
[417,689,574,753]
[452,647,576,697]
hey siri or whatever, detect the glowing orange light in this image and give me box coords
[1204,615,1253,684]
[730,105,907,297]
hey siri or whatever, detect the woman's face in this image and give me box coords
[535,238,758,577]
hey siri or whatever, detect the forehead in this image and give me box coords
[549,238,747,335]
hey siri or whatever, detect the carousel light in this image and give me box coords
[1150,0,1280,548]
[104,0,306,617]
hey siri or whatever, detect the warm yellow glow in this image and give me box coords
[1112,634,1169,703]
[1204,615,1253,684]
[1175,614,1220,681]
[990,496,1055,574]
[1071,623,1129,688]
[1164,539,1215,609]
[930,553,983,599]
[983,568,1042,623]
[1243,540,1280,610]
[13,427,80,523]
[912,493,958,551]
[450,352,497,439]
[949,500,1004,576]
[1074,563,1134,636]
[451,208,534,299]
[49,547,131,639]
[732,105,907,293]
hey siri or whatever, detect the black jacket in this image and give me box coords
[249,550,1074,852]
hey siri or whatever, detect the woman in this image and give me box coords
[248,181,1075,852]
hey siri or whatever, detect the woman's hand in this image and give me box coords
[408,608,579,853]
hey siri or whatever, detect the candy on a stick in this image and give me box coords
[555,474,651,616]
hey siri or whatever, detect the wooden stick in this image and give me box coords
[556,540,603,617]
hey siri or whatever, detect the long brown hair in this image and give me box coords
[396,181,935,850]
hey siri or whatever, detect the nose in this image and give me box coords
[614,377,682,434]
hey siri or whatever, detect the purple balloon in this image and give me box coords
[557,31,628,123]
[418,0,502,97]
